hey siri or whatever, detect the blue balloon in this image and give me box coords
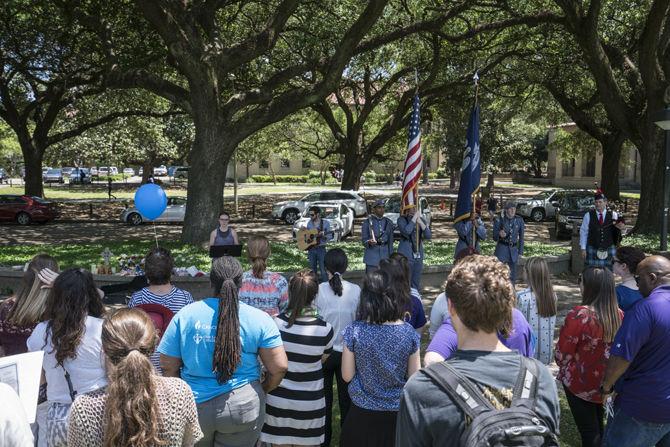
[134,184,167,220]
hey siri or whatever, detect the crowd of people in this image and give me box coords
[0,199,669,446]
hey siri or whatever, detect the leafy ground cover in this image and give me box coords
[0,240,570,271]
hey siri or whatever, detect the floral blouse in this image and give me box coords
[555,305,624,403]
[0,299,36,357]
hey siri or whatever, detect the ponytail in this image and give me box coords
[210,256,244,383]
[252,257,267,279]
[329,272,343,297]
[324,248,348,297]
[213,280,242,383]
[101,309,163,447]
[247,236,270,279]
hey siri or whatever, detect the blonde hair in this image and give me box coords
[102,308,164,447]
[524,257,557,318]
[247,236,270,279]
[8,254,59,326]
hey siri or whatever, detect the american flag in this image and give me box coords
[401,94,422,211]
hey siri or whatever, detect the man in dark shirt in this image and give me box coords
[395,256,560,447]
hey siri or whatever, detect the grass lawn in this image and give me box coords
[620,191,641,199]
[0,240,569,271]
[0,183,350,200]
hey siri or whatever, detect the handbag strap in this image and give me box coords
[62,364,77,402]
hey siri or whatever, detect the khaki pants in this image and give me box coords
[196,381,266,447]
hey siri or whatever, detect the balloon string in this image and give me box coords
[153,221,159,248]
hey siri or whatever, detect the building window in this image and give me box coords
[582,154,596,177]
[280,158,291,169]
[561,158,575,177]
[259,160,269,169]
[302,159,312,169]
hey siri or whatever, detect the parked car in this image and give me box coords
[138,167,144,176]
[153,165,168,176]
[43,168,64,184]
[41,167,52,179]
[172,166,189,179]
[272,190,367,224]
[121,197,186,225]
[516,189,580,222]
[89,167,98,176]
[61,167,75,178]
[554,190,596,239]
[382,196,432,239]
[123,167,135,176]
[98,167,110,176]
[68,168,91,184]
[0,168,7,184]
[0,195,58,225]
[291,202,355,242]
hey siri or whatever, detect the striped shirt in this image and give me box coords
[129,286,194,314]
[261,313,334,446]
[238,270,289,317]
[128,286,194,372]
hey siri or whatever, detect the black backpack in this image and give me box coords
[421,357,559,447]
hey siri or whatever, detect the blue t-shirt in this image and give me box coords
[342,321,420,411]
[615,284,643,312]
[611,285,670,423]
[157,298,283,403]
[407,289,427,329]
[427,308,535,360]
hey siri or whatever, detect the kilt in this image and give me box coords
[585,245,616,269]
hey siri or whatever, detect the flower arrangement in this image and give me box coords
[116,253,145,276]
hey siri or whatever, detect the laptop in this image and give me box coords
[209,244,243,258]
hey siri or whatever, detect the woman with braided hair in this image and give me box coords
[158,255,288,447]
[67,308,203,446]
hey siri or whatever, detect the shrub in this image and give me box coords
[362,171,377,183]
[248,175,307,183]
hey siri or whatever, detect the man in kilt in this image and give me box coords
[579,189,625,269]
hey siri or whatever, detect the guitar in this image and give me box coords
[296,228,338,251]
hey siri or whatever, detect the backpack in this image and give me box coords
[135,303,175,338]
[421,357,559,447]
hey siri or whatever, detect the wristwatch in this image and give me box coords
[599,384,613,394]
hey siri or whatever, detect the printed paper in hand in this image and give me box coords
[0,351,44,423]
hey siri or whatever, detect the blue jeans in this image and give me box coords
[308,246,327,283]
[602,407,670,447]
[507,261,517,283]
[408,257,423,290]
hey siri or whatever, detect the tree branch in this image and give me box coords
[46,109,184,146]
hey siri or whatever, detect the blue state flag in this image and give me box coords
[454,104,481,223]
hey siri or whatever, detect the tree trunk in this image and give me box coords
[486,172,495,189]
[449,168,457,189]
[599,134,625,201]
[340,153,367,190]
[633,133,664,233]
[180,121,230,244]
[23,145,44,197]
[141,159,153,184]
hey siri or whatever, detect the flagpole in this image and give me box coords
[415,68,421,255]
[471,71,480,249]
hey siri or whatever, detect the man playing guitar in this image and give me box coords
[302,206,333,282]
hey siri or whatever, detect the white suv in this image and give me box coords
[272,190,368,224]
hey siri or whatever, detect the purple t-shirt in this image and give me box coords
[427,308,535,359]
[611,285,670,423]
[405,289,427,329]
